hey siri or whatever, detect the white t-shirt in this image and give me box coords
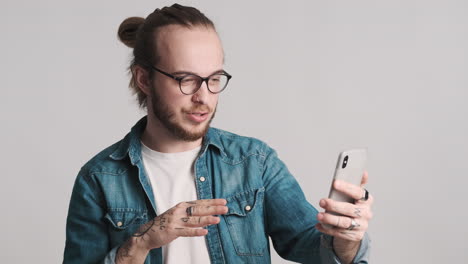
[141,142,211,264]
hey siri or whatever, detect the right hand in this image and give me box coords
[133,198,228,250]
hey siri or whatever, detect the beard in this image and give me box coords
[149,85,216,142]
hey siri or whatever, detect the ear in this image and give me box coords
[134,65,152,96]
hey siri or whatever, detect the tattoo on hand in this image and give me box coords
[159,216,167,230]
[354,208,362,217]
[181,217,189,222]
[133,218,155,237]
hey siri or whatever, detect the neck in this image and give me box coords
[141,113,203,153]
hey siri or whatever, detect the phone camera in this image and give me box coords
[342,155,348,169]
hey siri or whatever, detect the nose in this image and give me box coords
[191,80,209,104]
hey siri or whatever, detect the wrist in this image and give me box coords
[116,237,150,264]
[333,238,361,264]
[131,235,152,254]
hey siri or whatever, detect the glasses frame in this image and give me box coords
[149,65,232,95]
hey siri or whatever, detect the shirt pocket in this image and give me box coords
[224,187,267,256]
[104,209,148,247]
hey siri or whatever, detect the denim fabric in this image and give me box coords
[63,117,370,264]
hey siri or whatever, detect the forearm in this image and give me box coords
[115,236,150,264]
[333,238,360,264]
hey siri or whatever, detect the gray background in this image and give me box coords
[2,0,467,263]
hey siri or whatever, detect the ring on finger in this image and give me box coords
[359,188,369,202]
[186,206,193,216]
[347,218,360,230]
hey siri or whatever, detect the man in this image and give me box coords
[64,4,373,264]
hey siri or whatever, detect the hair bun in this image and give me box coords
[118,17,145,48]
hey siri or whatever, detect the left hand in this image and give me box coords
[315,171,373,242]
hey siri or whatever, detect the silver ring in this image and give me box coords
[186,206,193,216]
[347,219,359,230]
[360,188,369,201]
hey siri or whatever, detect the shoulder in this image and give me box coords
[208,127,274,160]
[79,139,131,178]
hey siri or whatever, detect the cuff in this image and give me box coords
[320,233,371,264]
[103,246,119,264]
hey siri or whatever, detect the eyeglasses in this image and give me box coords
[150,65,232,95]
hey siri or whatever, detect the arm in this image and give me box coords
[261,147,371,263]
[316,177,374,263]
[115,200,228,263]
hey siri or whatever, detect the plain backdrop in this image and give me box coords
[2,0,467,263]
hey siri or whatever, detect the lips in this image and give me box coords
[186,111,209,123]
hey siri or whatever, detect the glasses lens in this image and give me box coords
[208,74,229,93]
[180,75,201,94]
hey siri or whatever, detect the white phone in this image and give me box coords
[323,148,367,229]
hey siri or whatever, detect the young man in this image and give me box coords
[64,4,373,264]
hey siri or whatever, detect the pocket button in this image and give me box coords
[245,205,252,211]
[117,221,123,227]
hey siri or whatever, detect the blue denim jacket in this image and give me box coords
[64,117,370,264]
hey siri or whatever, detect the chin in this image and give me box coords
[173,122,211,142]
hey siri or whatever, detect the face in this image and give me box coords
[149,25,224,141]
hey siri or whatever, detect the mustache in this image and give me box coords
[183,104,212,113]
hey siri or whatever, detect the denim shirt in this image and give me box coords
[63,117,370,264]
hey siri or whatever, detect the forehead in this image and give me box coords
[155,25,224,75]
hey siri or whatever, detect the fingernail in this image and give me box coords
[320,199,326,207]
[317,212,324,220]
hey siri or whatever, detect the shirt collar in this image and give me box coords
[109,116,226,164]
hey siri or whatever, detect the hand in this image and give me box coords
[316,171,373,250]
[116,198,228,263]
[134,198,228,250]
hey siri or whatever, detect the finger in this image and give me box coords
[317,212,364,229]
[184,199,227,206]
[179,216,220,227]
[319,199,367,218]
[360,171,369,187]
[333,180,365,201]
[315,223,364,242]
[188,205,228,216]
[355,193,374,206]
[174,227,208,237]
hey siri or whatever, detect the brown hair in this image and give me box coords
[117,4,215,108]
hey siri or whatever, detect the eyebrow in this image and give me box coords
[171,69,226,76]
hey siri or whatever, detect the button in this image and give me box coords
[117,221,123,227]
[245,205,252,211]
[199,176,206,182]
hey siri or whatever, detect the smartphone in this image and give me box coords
[323,148,367,229]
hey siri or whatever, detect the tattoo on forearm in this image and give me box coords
[354,208,362,217]
[116,239,132,262]
[181,217,189,222]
